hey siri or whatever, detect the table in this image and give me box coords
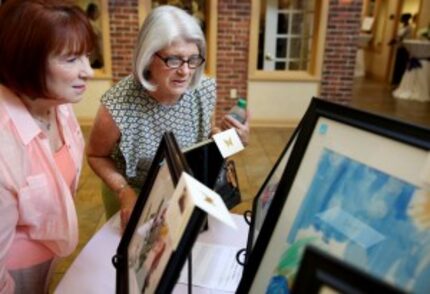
[354,33,372,78]
[54,213,249,293]
[393,39,430,102]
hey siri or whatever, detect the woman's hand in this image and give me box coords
[118,186,137,233]
[220,110,250,146]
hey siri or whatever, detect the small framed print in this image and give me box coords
[291,246,404,294]
[113,132,207,294]
[238,98,430,293]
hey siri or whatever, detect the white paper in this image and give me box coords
[361,16,374,32]
[178,242,243,292]
[182,172,237,229]
[212,128,244,158]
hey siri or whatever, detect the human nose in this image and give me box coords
[177,61,191,74]
[80,56,94,78]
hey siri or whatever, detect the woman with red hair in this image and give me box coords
[0,1,94,292]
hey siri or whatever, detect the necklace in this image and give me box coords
[34,110,52,131]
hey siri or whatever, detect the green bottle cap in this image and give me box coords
[237,98,247,109]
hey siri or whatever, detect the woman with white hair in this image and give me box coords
[87,5,250,231]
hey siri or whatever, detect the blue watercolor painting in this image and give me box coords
[267,148,430,294]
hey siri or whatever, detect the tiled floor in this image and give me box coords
[351,78,430,128]
[48,78,430,291]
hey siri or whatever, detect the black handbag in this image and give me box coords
[213,159,242,210]
[184,140,242,210]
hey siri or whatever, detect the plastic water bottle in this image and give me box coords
[228,98,247,124]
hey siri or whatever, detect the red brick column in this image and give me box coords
[216,0,251,125]
[320,0,363,104]
[108,0,139,83]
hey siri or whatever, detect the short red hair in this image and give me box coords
[0,0,95,98]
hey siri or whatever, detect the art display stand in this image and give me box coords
[54,213,248,294]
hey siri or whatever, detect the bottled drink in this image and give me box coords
[228,98,247,124]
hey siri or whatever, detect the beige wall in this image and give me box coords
[402,0,420,14]
[417,0,430,30]
[75,79,318,127]
[73,79,112,124]
[248,81,318,127]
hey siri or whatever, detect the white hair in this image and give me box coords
[133,5,206,91]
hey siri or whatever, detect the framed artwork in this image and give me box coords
[243,124,300,265]
[113,132,207,293]
[74,0,112,76]
[292,246,404,294]
[238,98,430,294]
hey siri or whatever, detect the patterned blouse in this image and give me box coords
[101,75,216,188]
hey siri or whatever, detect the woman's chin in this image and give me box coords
[166,89,186,99]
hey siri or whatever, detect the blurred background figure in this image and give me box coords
[390,13,413,85]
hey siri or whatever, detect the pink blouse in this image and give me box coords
[55,144,77,191]
[0,85,84,293]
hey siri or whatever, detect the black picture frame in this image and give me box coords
[237,97,430,293]
[113,132,207,294]
[243,123,301,265]
[292,245,405,294]
[184,139,241,210]
[243,102,320,266]
[183,139,224,191]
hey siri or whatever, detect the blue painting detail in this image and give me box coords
[266,275,289,294]
[279,148,430,293]
[318,123,328,135]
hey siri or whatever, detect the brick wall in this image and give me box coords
[108,0,139,83]
[215,0,251,125]
[107,1,362,117]
[320,0,363,103]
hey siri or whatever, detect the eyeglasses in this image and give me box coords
[155,53,205,69]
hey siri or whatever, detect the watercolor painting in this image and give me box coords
[268,148,430,294]
[253,157,288,245]
[127,163,175,293]
[252,134,298,249]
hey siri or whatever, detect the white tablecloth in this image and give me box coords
[393,60,430,102]
[54,213,249,294]
[393,40,430,102]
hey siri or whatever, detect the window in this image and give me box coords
[249,0,327,80]
[261,0,315,71]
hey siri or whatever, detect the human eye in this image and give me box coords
[188,55,203,67]
[165,56,182,67]
[65,55,79,63]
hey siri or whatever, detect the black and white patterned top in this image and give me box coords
[102,75,216,188]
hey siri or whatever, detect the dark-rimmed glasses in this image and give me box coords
[155,53,205,69]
